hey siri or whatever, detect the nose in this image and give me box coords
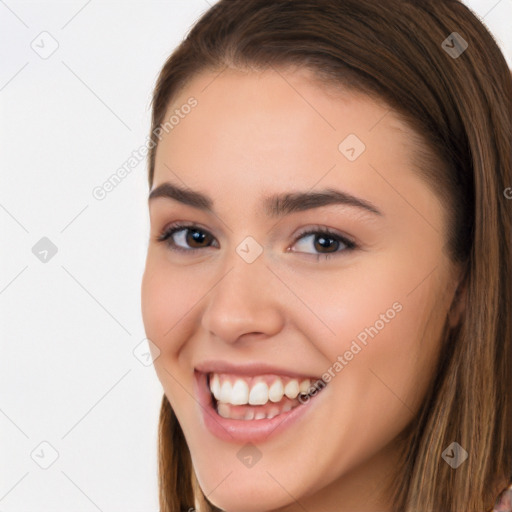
[200,252,285,344]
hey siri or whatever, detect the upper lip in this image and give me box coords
[194,360,323,380]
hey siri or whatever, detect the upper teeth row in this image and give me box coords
[209,374,312,406]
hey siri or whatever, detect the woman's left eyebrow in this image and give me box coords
[148,182,383,218]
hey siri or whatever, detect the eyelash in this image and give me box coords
[156,222,357,261]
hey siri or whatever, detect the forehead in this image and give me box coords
[152,67,425,218]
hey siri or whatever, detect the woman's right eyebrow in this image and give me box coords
[148,182,383,218]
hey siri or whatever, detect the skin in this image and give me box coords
[141,66,465,512]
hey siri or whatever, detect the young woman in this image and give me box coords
[140,1,512,510]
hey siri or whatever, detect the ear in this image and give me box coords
[448,268,468,329]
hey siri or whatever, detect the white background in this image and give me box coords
[1,1,510,510]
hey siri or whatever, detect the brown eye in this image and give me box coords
[183,228,213,248]
[312,234,341,253]
[157,224,217,252]
[291,227,356,258]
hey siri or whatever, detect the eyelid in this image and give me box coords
[290,224,356,248]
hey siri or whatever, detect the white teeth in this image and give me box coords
[231,379,249,405]
[216,400,298,420]
[266,406,280,419]
[299,379,311,394]
[249,382,269,405]
[210,374,221,400]
[208,373,319,407]
[268,380,284,402]
[284,380,300,399]
[219,381,232,403]
[217,402,230,418]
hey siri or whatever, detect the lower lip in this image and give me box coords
[193,370,326,444]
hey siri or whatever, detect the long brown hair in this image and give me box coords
[146,1,512,510]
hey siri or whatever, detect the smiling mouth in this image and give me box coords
[207,372,327,421]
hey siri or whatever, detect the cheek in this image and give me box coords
[140,254,202,413]
[287,257,446,412]
[276,264,447,482]
[140,252,220,404]
[141,252,199,352]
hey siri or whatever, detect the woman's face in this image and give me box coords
[141,67,463,512]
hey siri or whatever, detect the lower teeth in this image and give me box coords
[214,392,317,420]
[216,402,294,420]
